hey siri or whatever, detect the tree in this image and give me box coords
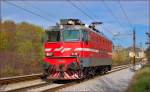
[1,20,17,51]
[16,22,44,62]
[0,31,9,52]
[0,20,45,77]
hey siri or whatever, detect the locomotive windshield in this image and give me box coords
[45,31,60,42]
[62,30,80,41]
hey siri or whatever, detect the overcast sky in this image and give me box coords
[1,0,149,48]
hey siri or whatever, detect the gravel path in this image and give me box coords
[58,68,135,92]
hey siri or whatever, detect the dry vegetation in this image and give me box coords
[112,49,130,66]
[0,20,44,77]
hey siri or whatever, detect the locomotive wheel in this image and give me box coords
[82,68,88,79]
[104,66,109,74]
[102,66,109,74]
[104,68,107,74]
[41,72,47,80]
[78,70,84,79]
[88,67,95,78]
[100,67,105,75]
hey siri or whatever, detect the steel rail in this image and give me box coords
[0,73,43,85]
[1,81,50,92]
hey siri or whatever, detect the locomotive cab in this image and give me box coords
[43,20,87,79]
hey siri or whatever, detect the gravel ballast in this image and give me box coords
[59,68,135,92]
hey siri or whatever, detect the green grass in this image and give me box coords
[128,66,150,92]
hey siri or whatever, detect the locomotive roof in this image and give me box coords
[46,18,112,43]
[46,25,112,43]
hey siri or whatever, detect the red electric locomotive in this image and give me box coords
[43,19,112,80]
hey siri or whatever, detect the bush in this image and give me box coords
[128,66,150,92]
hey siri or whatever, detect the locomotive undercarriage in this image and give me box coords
[43,64,111,80]
[81,65,111,79]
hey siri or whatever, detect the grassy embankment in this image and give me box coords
[128,65,150,92]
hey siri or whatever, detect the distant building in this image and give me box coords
[138,48,145,58]
[128,47,145,58]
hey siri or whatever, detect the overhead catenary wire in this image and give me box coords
[77,0,99,21]
[68,0,114,36]
[25,1,58,23]
[4,1,55,23]
[5,0,130,37]
[77,1,116,35]
[102,0,135,43]
[67,0,95,21]
[102,0,125,29]
[77,0,116,24]
[5,0,113,36]
[27,0,114,37]
[118,0,133,29]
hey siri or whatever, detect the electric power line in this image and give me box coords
[118,1,133,29]
[76,0,129,36]
[77,1,98,21]
[25,1,58,23]
[68,0,114,36]
[76,1,114,35]
[102,1,125,29]
[67,0,95,21]
[4,1,55,23]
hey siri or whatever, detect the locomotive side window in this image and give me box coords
[63,29,80,41]
[82,30,88,42]
[46,31,60,42]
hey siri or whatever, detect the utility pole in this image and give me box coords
[146,32,150,47]
[146,31,150,64]
[133,29,136,66]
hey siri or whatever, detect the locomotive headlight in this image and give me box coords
[46,52,53,57]
[71,52,78,56]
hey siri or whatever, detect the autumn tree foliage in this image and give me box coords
[0,20,16,51]
[0,20,44,77]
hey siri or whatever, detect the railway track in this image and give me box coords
[41,64,131,92]
[0,73,43,84]
[0,64,130,92]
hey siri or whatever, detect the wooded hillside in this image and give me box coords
[0,20,44,77]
